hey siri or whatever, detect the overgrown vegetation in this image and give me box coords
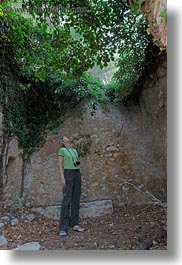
[0,0,152,157]
[0,71,107,157]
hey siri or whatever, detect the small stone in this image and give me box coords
[142,239,154,250]
[0,236,8,246]
[11,218,19,226]
[1,216,10,223]
[106,146,117,152]
[22,213,36,222]
[108,244,115,249]
[25,202,32,208]
[0,223,5,229]
[14,242,41,250]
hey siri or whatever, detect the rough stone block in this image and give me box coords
[32,205,60,220]
[80,200,113,218]
[32,199,113,220]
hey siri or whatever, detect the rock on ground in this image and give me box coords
[14,242,41,250]
[0,235,8,246]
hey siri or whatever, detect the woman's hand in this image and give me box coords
[60,175,66,187]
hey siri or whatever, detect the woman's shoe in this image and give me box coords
[72,225,84,232]
[59,230,67,236]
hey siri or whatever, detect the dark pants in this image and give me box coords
[59,169,81,232]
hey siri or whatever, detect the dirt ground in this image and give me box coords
[0,204,167,250]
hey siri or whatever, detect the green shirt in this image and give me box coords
[58,147,80,169]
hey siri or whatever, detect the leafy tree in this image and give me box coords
[1,0,149,81]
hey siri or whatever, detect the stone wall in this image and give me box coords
[139,54,167,201]
[2,57,167,209]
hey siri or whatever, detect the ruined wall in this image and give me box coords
[2,55,167,208]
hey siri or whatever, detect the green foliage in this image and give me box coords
[0,5,4,17]
[3,0,147,80]
[4,12,72,81]
[159,8,167,23]
[109,11,149,101]
[0,0,153,156]
[19,0,128,64]
[128,0,146,15]
[112,51,145,101]
[2,1,150,99]
[78,72,108,103]
[0,80,55,156]
[104,80,121,102]
[1,0,123,80]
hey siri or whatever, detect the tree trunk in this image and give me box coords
[0,110,3,208]
[0,128,7,209]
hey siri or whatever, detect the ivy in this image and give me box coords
[0,68,107,158]
[159,8,167,23]
[128,0,146,15]
[0,5,4,17]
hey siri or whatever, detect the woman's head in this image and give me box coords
[60,135,71,147]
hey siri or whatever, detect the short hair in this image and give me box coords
[59,136,64,144]
[59,135,67,143]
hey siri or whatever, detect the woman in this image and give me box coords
[58,135,84,236]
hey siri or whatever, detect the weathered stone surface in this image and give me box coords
[0,235,8,246]
[3,138,23,203]
[32,205,60,220]
[139,55,167,201]
[14,242,41,250]
[32,199,113,220]
[19,103,154,207]
[79,200,113,218]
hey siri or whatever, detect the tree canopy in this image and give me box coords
[1,0,149,85]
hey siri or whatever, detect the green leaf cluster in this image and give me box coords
[106,11,149,101]
[2,0,149,81]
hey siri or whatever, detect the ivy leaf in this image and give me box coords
[159,8,167,23]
